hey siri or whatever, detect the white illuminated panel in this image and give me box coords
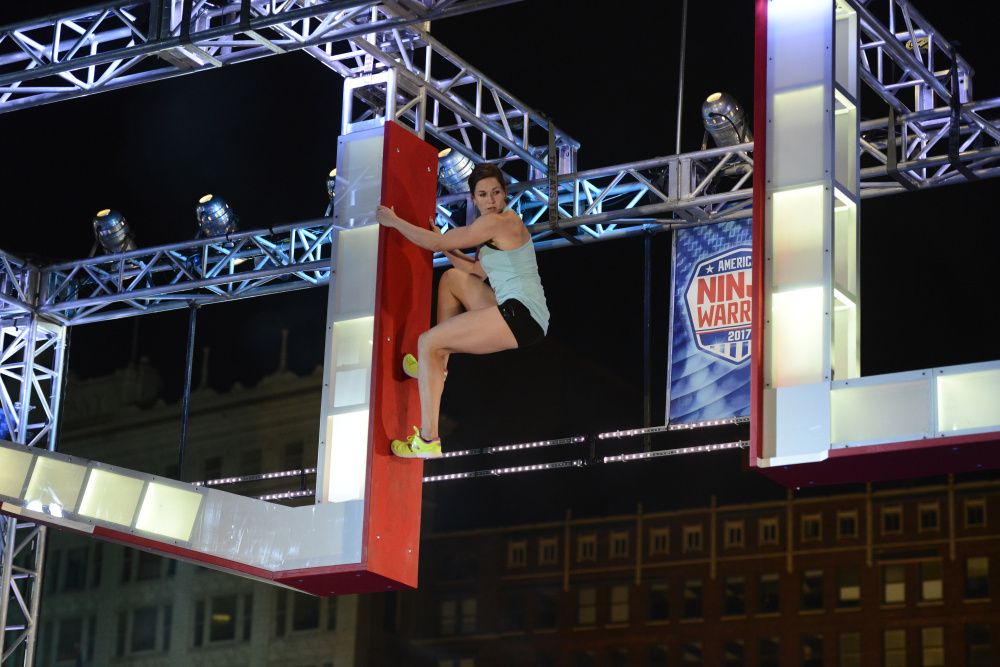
[331,317,374,408]
[333,225,379,315]
[78,468,145,525]
[771,185,826,287]
[336,133,384,229]
[771,87,827,186]
[831,375,932,445]
[937,366,1000,434]
[326,410,370,503]
[0,446,33,498]
[135,482,203,542]
[25,457,86,511]
[771,286,825,387]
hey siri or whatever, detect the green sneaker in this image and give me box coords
[402,353,447,381]
[391,426,442,459]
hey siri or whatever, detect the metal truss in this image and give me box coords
[0,318,64,667]
[0,0,578,182]
[0,517,46,667]
[850,0,1000,193]
[33,221,334,326]
[332,23,578,181]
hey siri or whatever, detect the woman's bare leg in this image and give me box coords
[417,306,516,440]
[431,269,497,374]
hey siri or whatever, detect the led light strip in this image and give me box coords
[598,418,749,439]
[192,468,318,487]
[255,489,316,501]
[436,436,587,460]
[603,440,748,463]
[423,459,585,483]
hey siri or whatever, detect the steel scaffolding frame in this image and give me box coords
[0,315,66,666]
[2,0,1000,664]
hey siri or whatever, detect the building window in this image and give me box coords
[56,617,83,663]
[967,624,992,666]
[650,527,669,555]
[759,517,779,545]
[504,591,525,632]
[577,587,597,626]
[608,647,627,667]
[573,650,596,667]
[965,499,986,527]
[682,579,703,619]
[801,570,824,611]
[131,607,158,653]
[63,547,88,592]
[723,575,745,616]
[611,532,629,559]
[723,639,744,667]
[758,573,780,614]
[274,591,332,638]
[837,566,860,608]
[801,634,823,667]
[884,628,906,667]
[648,581,669,621]
[539,538,558,565]
[965,556,989,599]
[883,564,905,604]
[681,643,702,665]
[508,540,526,568]
[537,588,557,630]
[920,561,943,601]
[837,511,858,538]
[461,598,476,634]
[724,520,745,548]
[609,585,629,624]
[649,645,669,667]
[577,535,596,562]
[440,600,457,636]
[919,503,940,532]
[839,632,861,667]
[801,513,821,541]
[882,506,902,534]
[682,525,702,552]
[921,626,944,667]
[136,550,163,581]
[759,637,780,667]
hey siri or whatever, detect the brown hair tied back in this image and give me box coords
[467,162,508,196]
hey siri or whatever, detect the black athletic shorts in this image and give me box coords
[498,298,545,348]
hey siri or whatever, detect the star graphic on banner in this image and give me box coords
[704,265,713,273]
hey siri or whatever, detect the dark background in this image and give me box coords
[1,1,998,528]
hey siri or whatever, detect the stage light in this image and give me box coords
[195,194,239,237]
[437,148,475,194]
[702,92,752,147]
[92,209,136,254]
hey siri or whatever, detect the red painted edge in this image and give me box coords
[758,431,1000,488]
[750,0,768,468]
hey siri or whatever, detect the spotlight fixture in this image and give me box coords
[437,148,475,194]
[701,92,752,148]
[325,168,337,217]
[195,194,238,237]
[92,209,136,255]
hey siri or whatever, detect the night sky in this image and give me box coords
[2,1,998,528]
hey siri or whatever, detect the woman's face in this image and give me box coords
[472,176,506,216]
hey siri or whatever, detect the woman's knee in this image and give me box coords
[438,268,465,293]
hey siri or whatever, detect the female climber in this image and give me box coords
[374,162,549,458]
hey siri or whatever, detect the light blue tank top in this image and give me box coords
[478,230,549,334]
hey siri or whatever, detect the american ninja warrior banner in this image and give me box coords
[667,219,752,424]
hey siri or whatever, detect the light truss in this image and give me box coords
[849,0,1000,192]
[0,517,46,666]
[34,220,335,326]
[0,0,519,111]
